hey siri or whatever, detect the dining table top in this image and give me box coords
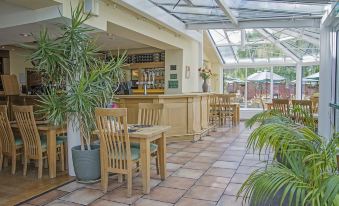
[11,121,67,131]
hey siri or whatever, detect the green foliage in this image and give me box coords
[239,110,339,206]
[29,3,126,150]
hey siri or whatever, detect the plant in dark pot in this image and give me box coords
[27,4,126,183]
[238,110,339,206]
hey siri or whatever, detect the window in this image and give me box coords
[302,65,319,100]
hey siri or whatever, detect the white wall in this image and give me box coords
[9,47,33,84]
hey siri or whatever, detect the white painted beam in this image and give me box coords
[279,29,320,46]
[186,19,321,30]
[223,60,319,69]
[118,0,202,42]
[257,29,301,63]
[215,0,238,26]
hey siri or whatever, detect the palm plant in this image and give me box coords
[238,111,339,206]
[28,3,126,151]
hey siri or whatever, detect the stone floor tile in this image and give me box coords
[236,166,260,175]
[168,143,188,149]
[205,168,235,178]
[184,186,224,202]
[191,156,218,163]
[45,200,82,206]
[84,178,123,191]
[28,190,68,205]
[121,177,161,190]
[184,147,203,153]
[199,151,222,158]
[195,175,230,189]
[224,183,243,196]
[204,146,225,152]
[167,156,192,164]
[151,170,173,179]
[183,161,212,170]
[172,168,204,179]
[240,159,267,167]
[166,163,183,171]
[190,143,210,149]
[167,148,182,153]
[230,174,250,184]
[223,151,246,157]
[218,155,243,162]
[175,198,216,206]
[60,188,103,205]
[213,161,240,169]
[58,181,85,192]
[143,187,186,204]
[217,195,248,206]
[88,199,128,206]
[174,152,198,158]
[135,198,173,206]
[159,176,196,190]
[101,187,143,205]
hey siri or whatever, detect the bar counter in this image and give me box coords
[118,93,211,142]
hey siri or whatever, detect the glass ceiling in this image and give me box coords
[149,0,335,25]
[149,0,330,65]
[209,28,320,64]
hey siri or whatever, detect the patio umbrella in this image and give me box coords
[304,72,319,81]
[247,71,285,98]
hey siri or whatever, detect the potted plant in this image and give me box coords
[27,4,126,182]
[238,111,339,206]
[198,67,215,92]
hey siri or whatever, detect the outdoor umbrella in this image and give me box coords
[247,71,285,98]
[304,72,319,81]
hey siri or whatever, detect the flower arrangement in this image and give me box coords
[198,67,215,80]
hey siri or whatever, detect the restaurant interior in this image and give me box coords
[0,0,338,206]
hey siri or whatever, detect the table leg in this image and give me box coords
[47,129,57,178]
[158,132,167,180]
[140,139,151,194]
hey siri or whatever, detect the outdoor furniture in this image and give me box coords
[12,105,66,178]
[272,99,290,116]
[136,103,163,174]
[218,94,236,126]
[0,105,23,174]
[95,108,139,196]
[291,100,314,126]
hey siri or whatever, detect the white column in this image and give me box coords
[245,68,248,108]
[67,118,81,176]
[270,66,273,100]
[296,64,302,99]
[318,25,336,139]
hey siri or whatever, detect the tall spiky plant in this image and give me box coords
[238,110,339,206]
[29,3,126,150]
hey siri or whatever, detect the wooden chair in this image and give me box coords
[218,94,235,126]
[95,108,140,196]
[0,105,23,174]
[13,105,65,178]
[310,96,319,113]
[291,100,314,126]
[209,94,221,126]
[272,99,290,116]
[136,103,163,174]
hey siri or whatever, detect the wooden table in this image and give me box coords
[11,123,66,178]
[129,125,170,194]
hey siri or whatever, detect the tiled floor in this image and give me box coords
[20,123,272,206]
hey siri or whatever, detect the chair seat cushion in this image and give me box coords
[111,147,140,161]
[56,136,67,144]
[130,142,158,153]
[39,135,65,149]
[14,137,23,146]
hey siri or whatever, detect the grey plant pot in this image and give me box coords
[71,145,101,183]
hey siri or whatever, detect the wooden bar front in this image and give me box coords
[118,93,211,142]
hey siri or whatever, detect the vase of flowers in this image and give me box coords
[199,67,214,92]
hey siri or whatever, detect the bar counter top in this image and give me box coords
[118,93,211,142]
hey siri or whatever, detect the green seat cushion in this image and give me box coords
[39,135,64,148]
[130,142,158,153]
[14,137,23,146]
[56,136,67,144]
[111,147,140,161]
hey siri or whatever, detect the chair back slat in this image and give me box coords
[13,105,42,159]
[272,99,290,116]
[137,103,163,126]
[310,96,319,113]
[292,100,313,125]
[95,108,131,172]
[0,105,16,154]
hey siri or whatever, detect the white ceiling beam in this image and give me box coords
[186,19,321,30]
[215,0,238,26]
[256,29,301,63]
[223,60,319,69]
[278,29,320,46]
